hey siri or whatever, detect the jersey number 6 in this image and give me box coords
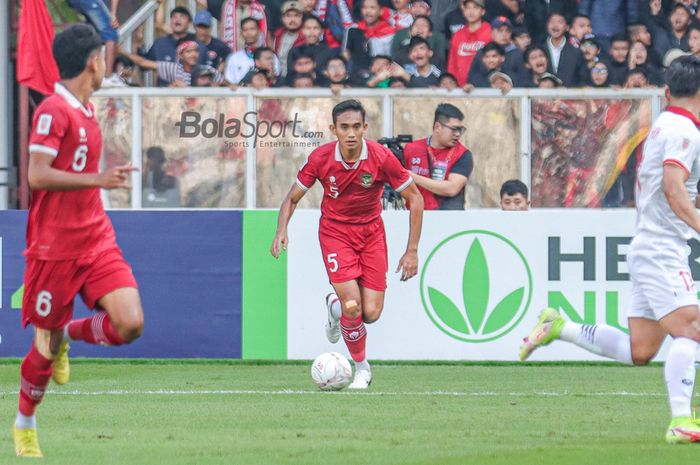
[73,145,88,172]
[35,290,53,317]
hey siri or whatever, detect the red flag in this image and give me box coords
[17,0,60,94]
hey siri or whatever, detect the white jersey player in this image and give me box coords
[518,55,700,444]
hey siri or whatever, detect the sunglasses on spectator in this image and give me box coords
[591,67,608,74]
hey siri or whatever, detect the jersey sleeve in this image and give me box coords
[156,61,177,83]
[296,153,318,191]
[382,149,413,192]
[28,103,67,157]
[663,131,698,175]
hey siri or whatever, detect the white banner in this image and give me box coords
[288,210,694,361]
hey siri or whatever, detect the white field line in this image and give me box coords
[0,389,667,397]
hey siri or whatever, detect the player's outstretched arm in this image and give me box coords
[28,152,137,191]
[396,182,424,281]
[271,184,307,259]
[663,164,700,234]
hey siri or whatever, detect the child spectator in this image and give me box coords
[322,56,352,93]
[447,0,491,86]
[438,72,459,89]
[544,11,587,86]
[580,34,601,68]
[397,37,442,87]
[517,45,549,87]
[467,42,507,88]
[588,61,610,87]
[568,14,592,47]
[290,72,317,87]
[512,26,531,51]
[604,33,630,86]
[391,15,447,69]
[628,41,663,85]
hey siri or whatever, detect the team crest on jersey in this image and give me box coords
[682,138,690,150]
[360,173,373,188]
[36,114,52,135]
[79,127,87,143]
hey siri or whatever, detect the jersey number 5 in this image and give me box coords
[327,253,338,273]
[73,145,88,172]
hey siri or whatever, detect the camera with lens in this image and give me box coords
[378,135,413,210]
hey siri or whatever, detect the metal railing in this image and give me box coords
[91,87,665,210]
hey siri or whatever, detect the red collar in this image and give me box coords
[667,106,700,127]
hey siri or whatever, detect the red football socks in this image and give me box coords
[67,311,124,346]
[18,346,53,416]
[340,314,367,362]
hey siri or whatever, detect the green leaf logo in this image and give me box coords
[420,231,532,343]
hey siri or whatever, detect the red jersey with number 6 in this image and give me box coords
[296,139,413,224]
[26,83,116,260]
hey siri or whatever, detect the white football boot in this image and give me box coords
[348,368,372,389]
[325,293,341,343]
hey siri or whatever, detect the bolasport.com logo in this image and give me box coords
[174,111,325,149]
[420,230,532,343]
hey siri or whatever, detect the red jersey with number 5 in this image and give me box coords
[26,83,116,260]
[296,139,413,224]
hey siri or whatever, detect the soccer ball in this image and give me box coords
[311,352,352,391]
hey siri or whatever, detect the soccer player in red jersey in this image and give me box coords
[271,99,424,389]
[13,25,144,457]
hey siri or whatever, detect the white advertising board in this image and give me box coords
[288,210,693,361]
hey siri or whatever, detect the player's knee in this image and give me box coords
[115,313,144,343]
[343,299,362,318]
[631,346,655,366]
[362,304,383,324]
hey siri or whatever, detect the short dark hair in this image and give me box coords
[570,14,590,26]
[408,36,431,52]
[434,103,464,124]
[500,179,528,198]
[170,6,192,20]
[438,73,458,84]
[114,55,134,70]
[610,33,630,45]
[524,45,547,63]
[482,42,506,56]
[371,54,393,64]
[146,146,166,163]
[412,15,433,32]
[302,14,324,28]
[53,24,103,80]
[326,55,348,68]
[291,72,316,84]
[546,10,567,23]
[240,17,260,29]
[332,99,366,124]
[253,47,274,61]
[665,55,700,97]
[293,51,316,63]
[388,76,408,87]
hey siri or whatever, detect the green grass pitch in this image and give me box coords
[0,360,699,464]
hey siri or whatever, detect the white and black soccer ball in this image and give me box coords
[311,352,352,391]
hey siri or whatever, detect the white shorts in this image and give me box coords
[627,233,698,320]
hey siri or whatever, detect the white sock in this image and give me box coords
[15,412,36,429]
[559,322,633,364]
[330,299,341,321]
[665,337,698,418]
[355,359,370,373]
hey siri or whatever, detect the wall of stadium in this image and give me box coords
[0,209,693,361]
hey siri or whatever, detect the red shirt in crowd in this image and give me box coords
[447,21,492,86]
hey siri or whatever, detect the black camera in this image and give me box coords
[378,135,413,210]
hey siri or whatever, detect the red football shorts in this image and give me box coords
[318,216,388,291]
[22,247,138,330]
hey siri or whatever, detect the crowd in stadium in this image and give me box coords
[71,0,700,90]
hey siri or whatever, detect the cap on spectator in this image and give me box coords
[195,66,216,78]
[580,33,599,49]
[491,16,512,29]
[170,6,192,20]
[282,0,303,14]
[512,26,529,38]
[411,0,431,7]
[489,71,513,86]
[242,67,268,84]
[663,48,691,68]
[463,0,485,7]
[194,11,213,27]
[538,72,562,86]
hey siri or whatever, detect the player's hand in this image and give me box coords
[270,232,288,259]
[98,164,138,189]
[396,250,418,281]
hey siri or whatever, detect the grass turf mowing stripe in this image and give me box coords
[0,389,666,397]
